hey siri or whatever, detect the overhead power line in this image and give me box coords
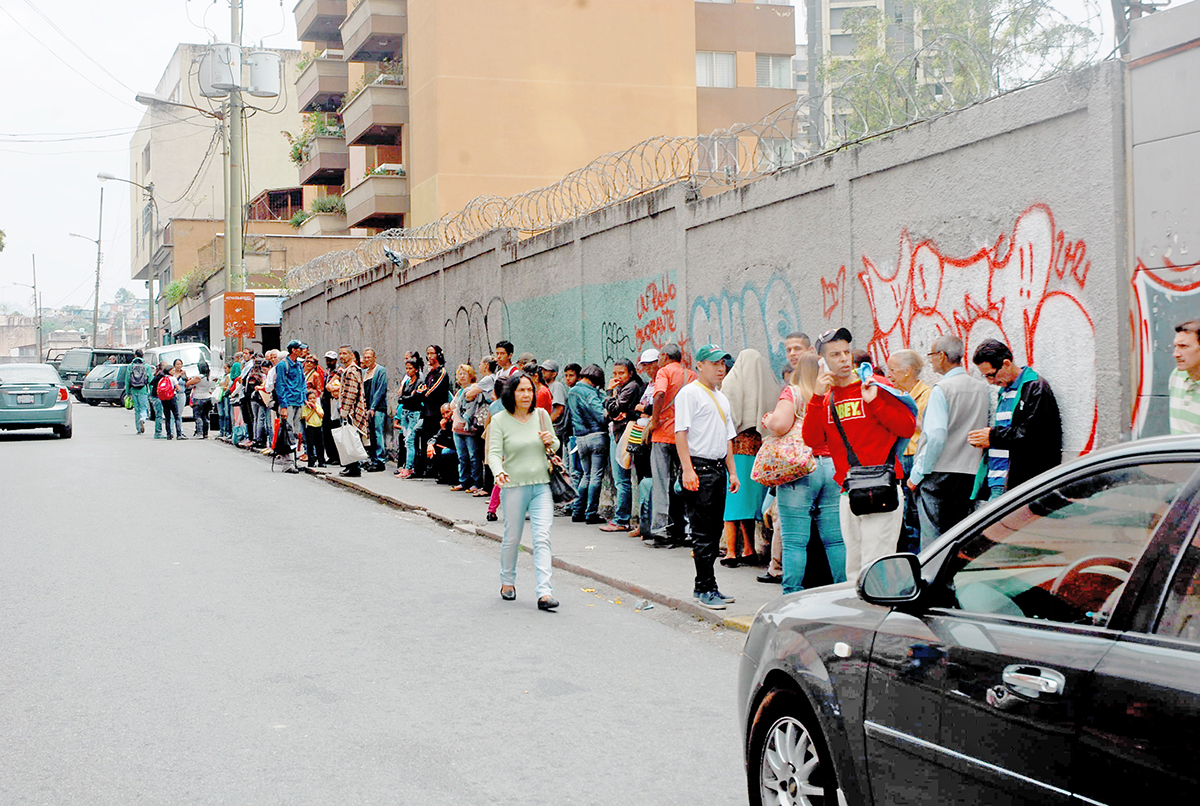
[19,0,138,94]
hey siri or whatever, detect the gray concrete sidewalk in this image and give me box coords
[298,462,787,631]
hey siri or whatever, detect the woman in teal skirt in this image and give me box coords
[718,349,779,566]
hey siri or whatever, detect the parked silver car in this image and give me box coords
[0,363,73,438]
[81,363,131,406]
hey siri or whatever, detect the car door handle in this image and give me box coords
[1002,665,1066,696]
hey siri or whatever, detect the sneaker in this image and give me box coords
[693,590,736,604]
[695,591,727,611]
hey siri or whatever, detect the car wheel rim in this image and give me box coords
[760,715,826,806]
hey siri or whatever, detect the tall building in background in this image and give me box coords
[129,44,308,342]
[291,0,797,233]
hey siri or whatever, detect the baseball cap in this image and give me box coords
[814,327,853,355]
[324,350,338,360]
[516,352,536,365]
[541,360,560,373]
[694,344,732,364]
[638,348,659,364]
[286,339,306,351]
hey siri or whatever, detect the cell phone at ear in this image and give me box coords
[818,358,829,374]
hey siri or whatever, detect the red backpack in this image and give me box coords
[156,375,176,401]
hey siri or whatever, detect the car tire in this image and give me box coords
[86,400,99,406]
[55,423,73,439]
[747,688,839,806]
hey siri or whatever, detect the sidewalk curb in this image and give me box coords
[319,472,752,632]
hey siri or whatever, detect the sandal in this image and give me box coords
[472,489,490,497]
[450,485,466,491]
[598,522,631,532]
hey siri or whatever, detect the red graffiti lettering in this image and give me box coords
[635,273,678,349]
[820,203,1097,455]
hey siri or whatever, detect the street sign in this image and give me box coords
[223,292,256,337]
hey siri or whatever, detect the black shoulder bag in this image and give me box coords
[830,398,901,516]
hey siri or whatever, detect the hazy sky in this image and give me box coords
[0,0,300,316]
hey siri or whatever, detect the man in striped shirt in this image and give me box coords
[968,339,1063,499]
[1170,319,1200,434]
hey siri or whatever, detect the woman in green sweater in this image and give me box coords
[487,372,562,611]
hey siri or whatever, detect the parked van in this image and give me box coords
[57,347,136,400]
[145,343,212,378]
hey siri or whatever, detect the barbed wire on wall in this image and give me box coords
[285,0,1106,293]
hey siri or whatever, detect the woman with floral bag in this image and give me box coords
[760,353,846,593]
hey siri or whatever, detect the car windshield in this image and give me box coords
[0,365,61,384]
[58,351,90,370]
[86,366,118,380]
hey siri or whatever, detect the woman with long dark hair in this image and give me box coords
[415,345,451,478]
[393,353,424,477]
[568,363,608,524]
[600,358,644,531]
[487,372,561,611]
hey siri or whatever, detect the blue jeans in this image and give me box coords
[369,410,386,464]
[218,395,231,436]
[638,477,653,531]
[253,401,270,445]
[168,393,184,437]
[130,389,149,433]
[778,456,847,594]
[500,483,554,597]
[573,431,608,520]
[151,396,164,437]
[567,435,579,485]
[453,432,483,488]
[397,410,422,470]
[610,434,633,524]
[898,455,921,554]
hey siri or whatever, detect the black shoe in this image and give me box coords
[757,573,782,584]
[284,466,301,474]
[584,516,605,525]
[571,515,586,523]
[177,434,188,440]
[486,512,498,522]
[537,596,559,611]
[644,539,674,549]
[719,556,742,568]
[339,467,361,478]
[500,587,516,601]
[365,461,386,473]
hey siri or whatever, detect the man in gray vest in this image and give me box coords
[907,335,991,549]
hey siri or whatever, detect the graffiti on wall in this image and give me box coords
[601,321,636,364]
[1130,257,1200,437]
[444,297,510,368]
[822,203,1097,453]
[634,274,680,351]
[690,269,802,372]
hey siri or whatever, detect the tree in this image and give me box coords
[114,287,135,304]
[816,0,1096,145]
[0,228,6,252]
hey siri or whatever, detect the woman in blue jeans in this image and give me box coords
[600,359,644,531]
[760,353,846,593]
[393,355,424,477]
[568,363,609,524]
[450,364,485,492]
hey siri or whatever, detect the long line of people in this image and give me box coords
[130,327,1068,613]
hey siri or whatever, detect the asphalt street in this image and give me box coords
[1,404,748,805]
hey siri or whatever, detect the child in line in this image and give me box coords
[301,389,326,468]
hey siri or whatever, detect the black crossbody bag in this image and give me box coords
[830,399,901,516]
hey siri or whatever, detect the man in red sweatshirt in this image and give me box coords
[802,328,916,583]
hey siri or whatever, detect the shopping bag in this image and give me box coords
[332,423,369,464]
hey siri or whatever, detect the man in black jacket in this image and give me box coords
[968,339,1063,498]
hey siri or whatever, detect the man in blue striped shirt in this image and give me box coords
[968,339,1063,499]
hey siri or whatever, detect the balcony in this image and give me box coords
[294,0,347,44]
[345,172,408,229]
[298,135,349,185]
[295,57,349,112]
[342,82,408,145]
[341,0,406,63]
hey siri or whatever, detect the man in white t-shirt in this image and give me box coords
[675,343,740,611]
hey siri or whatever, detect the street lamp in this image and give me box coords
[69,189,103,350]
[97,172,158,347]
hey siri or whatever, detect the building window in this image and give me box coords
[142,144,151,175]
[756,54,792,89]
[143,203,153,248]
[696,51,736,88]
[697,135,739,177]
[758,138,796,171]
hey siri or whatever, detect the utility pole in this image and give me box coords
[32,255,41,361]
[91,186,104,348]
[226,0,245,363]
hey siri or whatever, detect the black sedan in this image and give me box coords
[739,434,1200,805]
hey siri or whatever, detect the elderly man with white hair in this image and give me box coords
[886,348,932,553]
[907,335,991,549]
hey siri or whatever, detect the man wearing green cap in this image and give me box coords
[674,344,740,610]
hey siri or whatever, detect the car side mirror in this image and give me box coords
[858,553,922,606]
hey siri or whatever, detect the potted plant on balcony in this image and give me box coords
[298,194,349,236]
[284,113,346,166]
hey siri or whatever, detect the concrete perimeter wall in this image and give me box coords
[285,61,1128,456]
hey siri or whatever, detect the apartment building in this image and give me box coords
[292,0,797,233]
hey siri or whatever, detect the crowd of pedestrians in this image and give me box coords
[122,319,1200,614]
